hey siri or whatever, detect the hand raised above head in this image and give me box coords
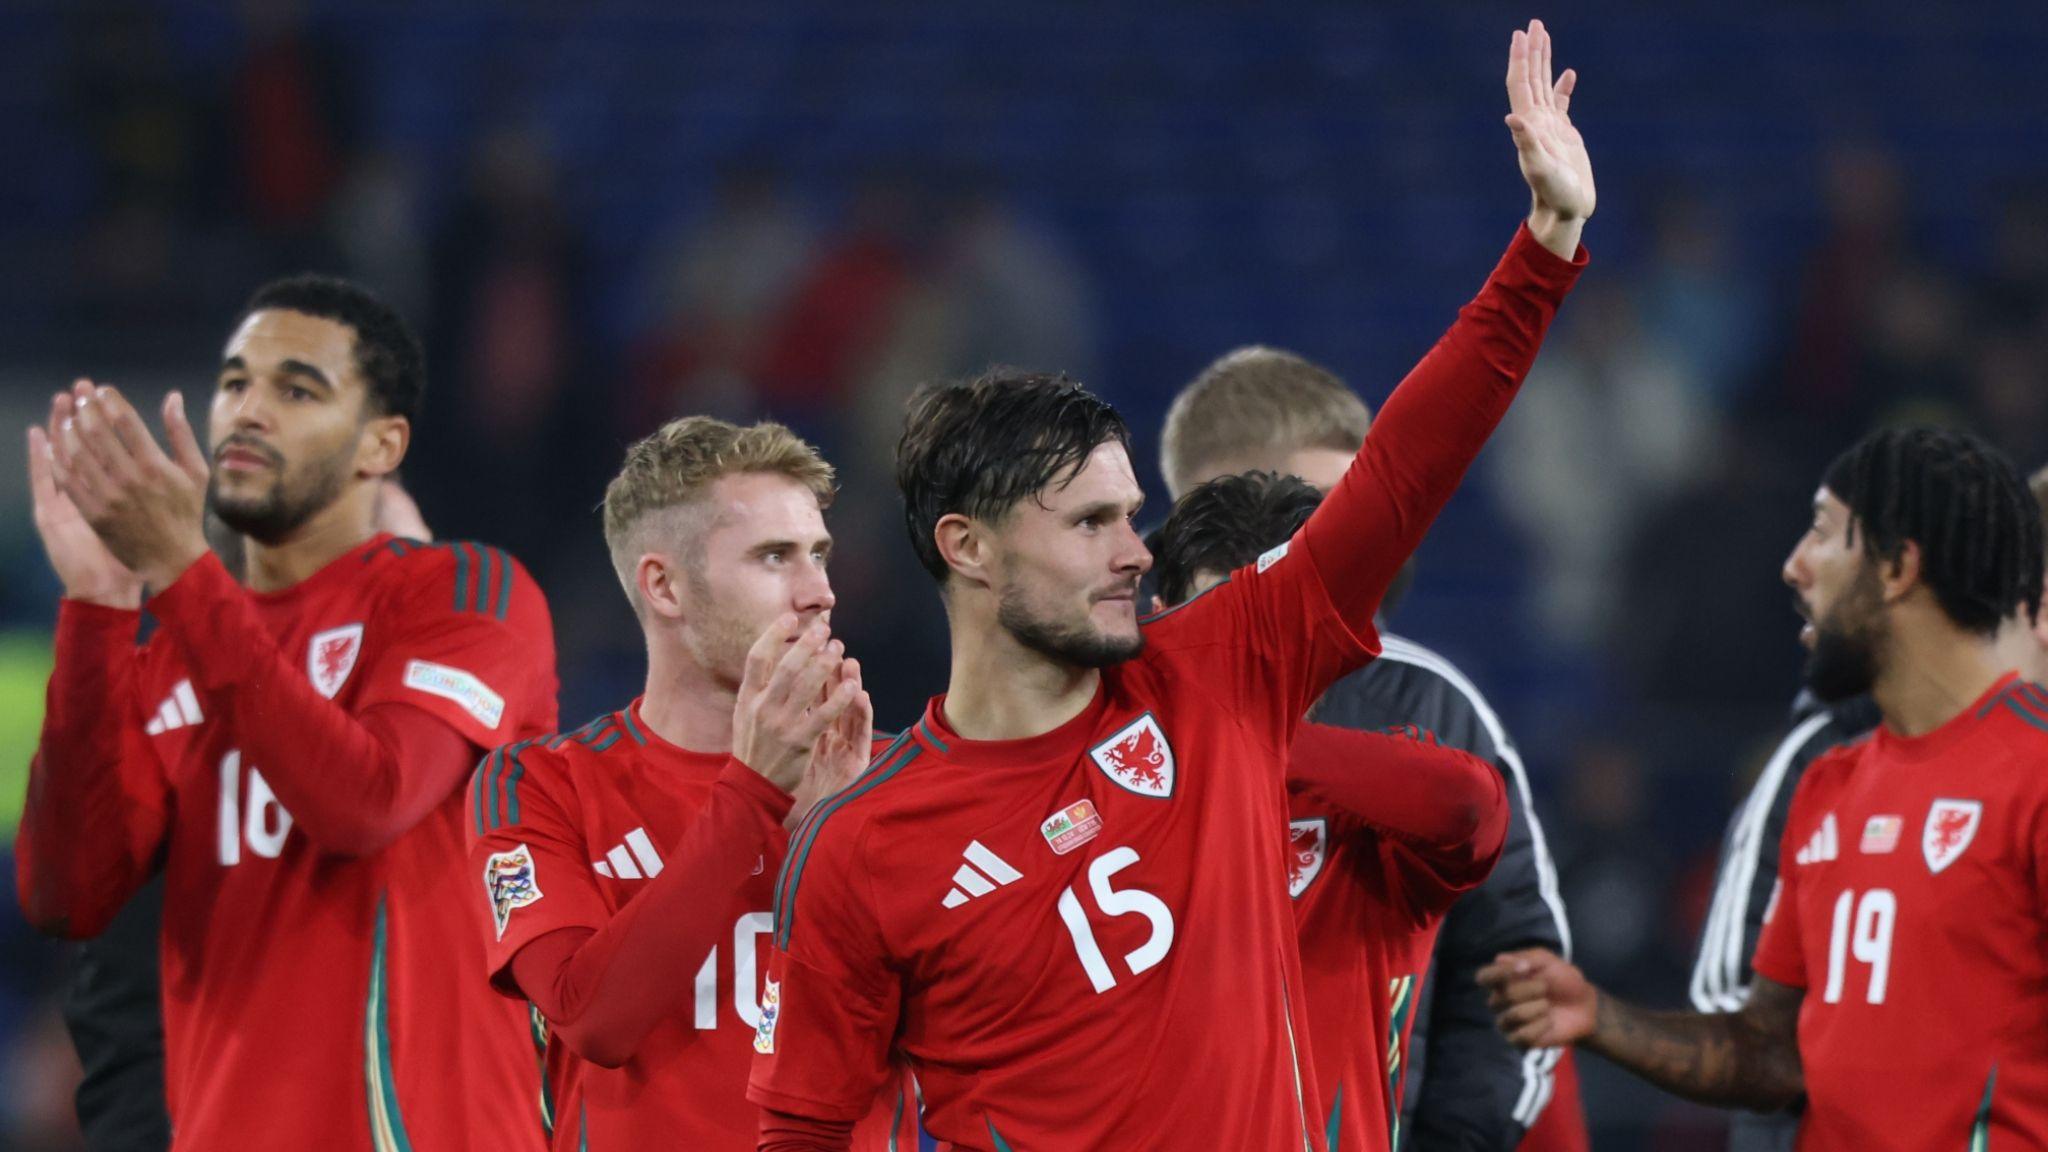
[1504,19,1595,257]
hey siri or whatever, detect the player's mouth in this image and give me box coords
[1794,598,1816,648]
[216,440,282,474]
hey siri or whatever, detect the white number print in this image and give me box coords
[216,750,293,866]
[693,912,774,1029]
[1057,846,1176,994]
[1822,887,1895,1005]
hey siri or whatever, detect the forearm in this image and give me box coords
[1290,724,1506,856]
[758,1109,855,1152]
[18,602,162,936]
[1584,993,1802,1110]
[147,554,467,855]
[514,765,792,1066]
[1302,225,1585,624]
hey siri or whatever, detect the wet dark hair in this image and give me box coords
[237,275,425,423]
[1149,471,1324,607]
[1822,427,2043,636]
[895,368,1131,582]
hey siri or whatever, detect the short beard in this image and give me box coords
[207,448,354,546]
[1803,569,1887,703]
[997,584,1143,669]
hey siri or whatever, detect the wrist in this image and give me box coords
[62,582,143,611]
[1526,203,1585,261]
[140,541,211,598]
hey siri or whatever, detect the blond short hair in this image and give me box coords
[601,416,836,603]
[1159,346,1372,497]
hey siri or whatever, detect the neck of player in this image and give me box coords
[638,635,738,755]
[1873,604,2013,738]
[238,484,381,594]
[941,601,1101,743]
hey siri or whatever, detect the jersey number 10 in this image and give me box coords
[693,912,774,1029]
[1823,887,1895,1005]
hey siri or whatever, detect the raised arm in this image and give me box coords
[1300,20,1592,630]
[1479,948,1805,1110]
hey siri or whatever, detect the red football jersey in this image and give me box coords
[1751,675,2048,1150]
[23,536,557,1150]
[1286,728,1493,1152]
[471,706,914,1150]
[753,537,1376,1151]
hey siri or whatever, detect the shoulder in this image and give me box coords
[471,711,634,835]
[1789,736,1870,806]
[774,733,930,943]
[1978,680,2048,742]
[359,537,549,625]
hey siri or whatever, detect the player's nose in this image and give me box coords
[1112,519,1152,576]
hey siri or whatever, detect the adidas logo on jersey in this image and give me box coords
[144,680,204,736]
[1794,812,1840,865]
[592,827,664,879]
[941,841,1023,909]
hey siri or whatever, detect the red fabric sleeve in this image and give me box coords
[15,601,169,938]
[759,1109,856,1152]
[1289,722,1507,857]
[146,553,494,856]
[1291,722,1508,920]
[1749,845,1807,991]
[501,761,792,1068]
[1301,224,1586,629]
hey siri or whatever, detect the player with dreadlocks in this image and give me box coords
[1482,427,2048,1151]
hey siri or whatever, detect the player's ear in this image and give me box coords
[933,513,991,588]
[636,553,689,623]
[356,414,409,480]
[1879,540,1924,604]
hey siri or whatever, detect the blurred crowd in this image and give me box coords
[0,2,2042,1148]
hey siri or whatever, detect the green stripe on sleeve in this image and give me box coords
[493,547,515,620]
[474,545,495,617]
[450,543,472,614]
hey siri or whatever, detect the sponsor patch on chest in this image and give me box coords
[485,844,543,939]
[1089,713,1176,798]
[307,624,364,699]
[1859,814,1902,855]
[1041,799,1104,856]
[1922,798,1982,874]
[403,659,505,730]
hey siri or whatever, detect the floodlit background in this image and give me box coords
[0,2,2042,1147]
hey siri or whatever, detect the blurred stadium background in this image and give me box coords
[0,1,2041,1147]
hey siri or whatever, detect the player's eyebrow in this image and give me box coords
[278,359,338,393]
[217,356,338,395]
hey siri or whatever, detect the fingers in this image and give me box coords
[26,426,58,510]
[1533,19,1553,110]
[1505,28,1532,115]
[1554,67,1576,114]
[65,384,139,488]
[162,391,211,484]
[50,393,112,516]
[766,620,838,710]
[1484,977,1552,1012]
[1477,948,1546,989]
[1496,997,1552,1032]
[740,613,803,698]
